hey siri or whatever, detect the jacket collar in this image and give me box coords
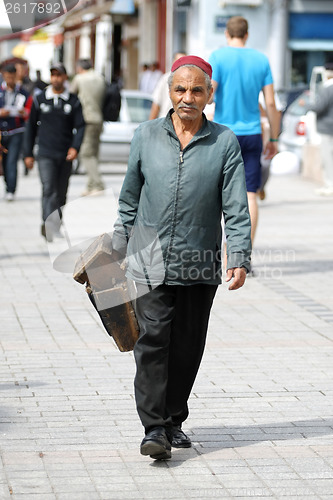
[163,109,212,145]
[45,85,70,101]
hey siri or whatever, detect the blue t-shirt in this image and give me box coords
[209,46,273,135]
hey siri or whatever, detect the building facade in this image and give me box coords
[172,0,333,90]
[2,0,333,90]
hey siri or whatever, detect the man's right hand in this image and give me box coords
[24,157,34,170]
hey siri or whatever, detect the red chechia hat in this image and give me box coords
[171,55,212,78]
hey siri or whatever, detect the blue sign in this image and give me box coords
[215,15,231,33]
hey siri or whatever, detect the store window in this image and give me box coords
[289,12,333,85]
[292,51,333,86]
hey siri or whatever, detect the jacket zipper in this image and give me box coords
[165,149,184,277]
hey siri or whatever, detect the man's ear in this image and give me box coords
[207,87,214,104]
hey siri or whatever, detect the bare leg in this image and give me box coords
[247,191,258,245]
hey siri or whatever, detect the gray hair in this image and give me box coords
[168,65,212,92]
[77,59,93,70]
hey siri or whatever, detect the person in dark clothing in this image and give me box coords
[0,64,30,201]
[23,63,85,242]
[15,60,35,96]
[34,70,48,91]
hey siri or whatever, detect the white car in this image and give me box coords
[99,89,153,163]
[278,90,319,162]
[278,68,327,164]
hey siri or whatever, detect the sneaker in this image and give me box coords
[5,192,15,202]
[315,187,333,196]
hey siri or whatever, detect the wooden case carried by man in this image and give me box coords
[73,233,139,352]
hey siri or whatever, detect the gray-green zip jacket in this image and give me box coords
[112,110,252,286]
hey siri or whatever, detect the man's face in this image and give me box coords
[15,63,27,81]
[50,70,67,92]
[169,66,213,122]
[3,71,16,90]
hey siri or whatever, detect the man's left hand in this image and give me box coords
[226,267,247,290]
[66,148,78,161]
[263,141,278,160]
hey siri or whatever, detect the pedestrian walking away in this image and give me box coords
[209,16,280,247]
[112,55,252,461]
[70,59,106,196]
[23,62,85,242]
[258,90,283,200]
[0,63,30,201]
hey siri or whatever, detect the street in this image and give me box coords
[1,164,333,499]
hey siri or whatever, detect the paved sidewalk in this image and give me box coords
[1,164,333,499]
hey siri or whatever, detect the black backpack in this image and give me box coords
[102,82,121,122]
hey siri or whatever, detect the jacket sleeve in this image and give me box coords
[112,126,144,257]
[70,97,85,152]
[22,96,40,158]
[221,131,252,272]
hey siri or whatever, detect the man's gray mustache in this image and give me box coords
[178,105,198,110]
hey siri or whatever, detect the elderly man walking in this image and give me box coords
[112,55,252,461]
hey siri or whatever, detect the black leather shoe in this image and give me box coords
[171,425,191,448]
[140,426,171,460]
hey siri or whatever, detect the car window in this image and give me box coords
[288,91,310,116]
[126,97,152,123]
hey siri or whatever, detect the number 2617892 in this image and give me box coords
[5,2,62,14]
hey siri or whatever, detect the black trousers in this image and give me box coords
[133,283,217,434]
[38,157,72,225]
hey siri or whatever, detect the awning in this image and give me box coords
[0,22,49,42]
[288,39,333,51]
[61,1,115,28]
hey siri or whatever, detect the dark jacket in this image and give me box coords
[23,86,85,160]
[113,111,252,286]
[0,83,30,135]
[309,80,333,135]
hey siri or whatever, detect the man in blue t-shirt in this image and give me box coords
[209,16,280,247]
